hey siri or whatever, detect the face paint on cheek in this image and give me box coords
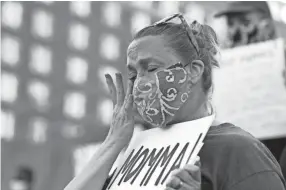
[133,62,190,127]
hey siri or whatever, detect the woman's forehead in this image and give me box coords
[127,36,178,64]
[127,36,171,60]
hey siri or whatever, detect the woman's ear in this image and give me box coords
[186,60,204,84]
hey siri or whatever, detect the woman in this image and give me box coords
[65,14,285,190]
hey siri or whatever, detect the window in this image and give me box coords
[30,117,47,143]
[1,110,15,140]
[99,34,120,61]
[62,124,83,139]
[28,80,50,109]
[64,92,86,119]
[66,57,88,84]
[2,2,23,29]
[30,45,52,75]
[1,36,20,66]
[101,2,121,27]
[131,12,151,34]
[97,99,113,126]
[69,23,89,50]
[1,72,18,103]
[32,10,53,38]
[131,1,152,10]
[70,1,91,17]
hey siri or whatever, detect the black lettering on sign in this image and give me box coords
[107,141,199,188]
[123,148,150,183]
[186,133,202,164]
[107,146,144,189]
[160,142,189,184]
[141,143,179,186]
[130,147,164,185]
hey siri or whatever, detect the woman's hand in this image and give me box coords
[105,73,135,148]
[165,158,201,190]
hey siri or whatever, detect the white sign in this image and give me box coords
[213,38,286,139]
[107,115,215,190]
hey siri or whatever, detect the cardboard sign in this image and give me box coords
[213,38,286,139]
[106,115,214,190]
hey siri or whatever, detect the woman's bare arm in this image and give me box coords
[64,139,123,190]
[64,73,135,190]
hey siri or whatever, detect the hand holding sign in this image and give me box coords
[105,73,135,148]
[165,157,201,190]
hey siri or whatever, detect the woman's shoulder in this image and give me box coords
[201,122,281,171]
[205,122,259,147]
[200,123,284,188]
[201,122,277,165]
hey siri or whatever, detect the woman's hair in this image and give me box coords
[133,20,220,94]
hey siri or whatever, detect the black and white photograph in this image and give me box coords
[1,1,286,190]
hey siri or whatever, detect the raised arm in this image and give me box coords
[64,73,135,190]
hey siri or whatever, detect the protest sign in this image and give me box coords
[213,38,286,139]
[107,115,215,190]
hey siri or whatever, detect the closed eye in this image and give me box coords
[129,76,137,81]
[148,67,158,72]
[128,73,137,81]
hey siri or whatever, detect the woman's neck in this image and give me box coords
[168,100,210,126]
[185,101,210,122]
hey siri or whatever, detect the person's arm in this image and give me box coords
[64,139,123,190]
[64,73,135,190]
[228,171,285,190]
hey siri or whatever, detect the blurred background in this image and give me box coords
[1,1,286,190]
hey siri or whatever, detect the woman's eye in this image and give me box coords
[128,74,137,80]
[130,76,136,80]
[148,68,158,72]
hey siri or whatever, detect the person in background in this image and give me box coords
[9,166,34,190]
[65,13,285,190]
[214,1,276,48]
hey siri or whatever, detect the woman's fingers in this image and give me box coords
[123,79,135,112]
[124,94,134,113]
[105,74,117,106]
[170,169,191,184]
[106,73,134,111]
[166,176,181,188]
[166,166,201,190]
[184,163,201,182]
[116,73,125,106]
[125,79,134,98]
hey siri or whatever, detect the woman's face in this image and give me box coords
[127,35,192,127]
